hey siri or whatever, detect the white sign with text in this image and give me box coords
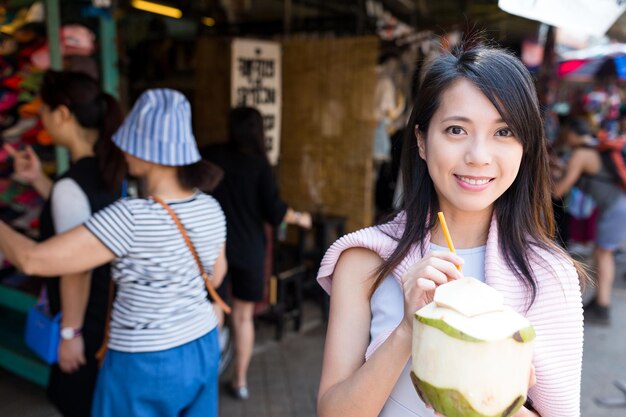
[231,39,282,165]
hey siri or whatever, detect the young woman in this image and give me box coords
[554,118,626,325]
[316,43,584,417]
[202,106,311,399]
[0,88,227,417]
[5,70,125,417]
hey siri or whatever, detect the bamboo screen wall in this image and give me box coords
[195,36,379,232]
[281,36,378,232]
[195,37,230,147]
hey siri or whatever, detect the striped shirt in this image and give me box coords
[85,192,226,353]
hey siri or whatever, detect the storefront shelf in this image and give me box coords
[0,299,50,387]
[0,345,50,387]
[0,283,37,314]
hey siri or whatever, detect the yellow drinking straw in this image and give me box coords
[437,211,462,272]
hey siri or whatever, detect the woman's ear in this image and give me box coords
[415,125,426,160]
[54,105,72,123]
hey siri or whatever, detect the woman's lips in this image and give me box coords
[454,175,494,191]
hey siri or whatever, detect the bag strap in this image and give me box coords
[95,279,114,363]
[152,196,231,314]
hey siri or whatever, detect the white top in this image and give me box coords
[84,192,226,353]
[430,243,486,282]
[51,178,91,233]
[369,243,486,416]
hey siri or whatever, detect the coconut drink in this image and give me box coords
[411,277,535,417]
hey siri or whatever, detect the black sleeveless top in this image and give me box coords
[40,157,118,354]
[573,145,623,212]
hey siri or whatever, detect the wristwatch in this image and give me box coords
[60,326,82,340]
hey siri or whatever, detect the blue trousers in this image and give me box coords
[92,329,219,417]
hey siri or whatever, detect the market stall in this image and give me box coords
[0,0,119,386]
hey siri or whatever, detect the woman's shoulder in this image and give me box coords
[571,146,601,168]
[195,192,225,213]
[531,243,576,271]
[317,214,407,293]
[490,218,578,283]
[528,243,580,291]
[575,144,600,156]
[60,157,106,190]
[193,191,217,203]
[51,177,84,197]
[65,156,99,173]
[99,197,141,217]
[98,197,160,219]
[103,195,225,232]
[328,215,405,260]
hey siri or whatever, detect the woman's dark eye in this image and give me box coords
[496,128,513,137]
[447,126,465,135]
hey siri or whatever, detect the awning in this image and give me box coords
[498,0,626,37]
[558,56,626,81]
[560,43,626,60]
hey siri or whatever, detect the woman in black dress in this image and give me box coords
[202,107,311,399]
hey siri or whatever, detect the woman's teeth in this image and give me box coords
[458,176,491,185]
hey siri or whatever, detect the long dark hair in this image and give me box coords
[40,70,126,191]
[177,160,223,193]
[375,41,581,307]
[228,106,268,161]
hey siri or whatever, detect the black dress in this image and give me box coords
[39,157,118,417]
[202,144,287,302]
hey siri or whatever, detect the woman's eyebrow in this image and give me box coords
[440,116,471,123]
[440,116,506,124]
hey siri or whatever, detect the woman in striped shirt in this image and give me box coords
[0,89,227,417]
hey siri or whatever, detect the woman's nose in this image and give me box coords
[464,136,492,166]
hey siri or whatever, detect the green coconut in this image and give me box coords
[410,371,525,417]
[412,277,534,417]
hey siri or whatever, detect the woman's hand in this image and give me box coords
[4,144,52,198]
[399,252,464,333]
[58,337,86,373]
[285,208,313,229]
[298,212,312,229]
[511,365,538,417]
[4,144,43,185]
[528,364,536,389]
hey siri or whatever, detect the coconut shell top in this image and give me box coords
[415,277,535,343]
[433,277,504,317]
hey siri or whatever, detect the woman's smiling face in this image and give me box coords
[417,78,524,218]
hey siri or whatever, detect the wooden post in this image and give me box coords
[99,13,119,98]
[284,0,292,36]
[45,0,69,174]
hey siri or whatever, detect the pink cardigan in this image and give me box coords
[317,214,583,417]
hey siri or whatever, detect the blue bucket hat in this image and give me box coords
[112,89,201,166]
